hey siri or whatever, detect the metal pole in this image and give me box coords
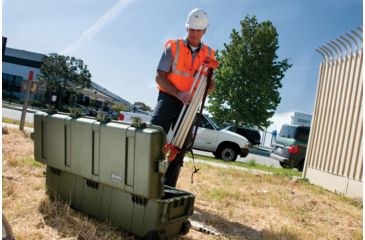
[171,74,207,147]
[174,77,207,148]
[171,65,204,136]
[170,66,206,144]
[19,71,34,131]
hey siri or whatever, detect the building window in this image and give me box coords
[2,73,22,93]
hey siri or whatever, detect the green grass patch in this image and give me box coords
[31,160,44,168]
[337,194,363,209]
[186,153,302,177]
[9,156,38,168]
[2,103,15,109]
[204,188,241,201]
[3,117,34,128]
[247,159,257,167]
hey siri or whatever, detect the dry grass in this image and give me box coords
[2,117,34,128]
[2,128,363,240]
[178,163,363,240]
[2,128,133,240]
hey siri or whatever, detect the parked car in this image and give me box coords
[192,114,250,161]
[225,126,261,145]
[118,111,152,123]
[270,124,310,171]
[73,104,97,117]
[116,111,250,161]
[88,107,98,117]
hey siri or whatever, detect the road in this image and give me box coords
[2,107,35,123]
[193,149,281,168]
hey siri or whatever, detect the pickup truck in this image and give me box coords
[192,113,249,161]
[119,111,250,161]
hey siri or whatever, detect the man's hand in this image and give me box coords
[204,57,219,70]
[207,78,216,95]
[176,91,192,105]
[156,71,192,104]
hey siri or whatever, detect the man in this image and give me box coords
[151,8,216,187]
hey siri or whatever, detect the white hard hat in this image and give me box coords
[185,8,209,30]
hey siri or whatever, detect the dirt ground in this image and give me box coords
[2,127,363,240]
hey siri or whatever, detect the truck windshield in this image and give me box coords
[279,125,310,141]
[204,114,221,130]
[279,125,297,138]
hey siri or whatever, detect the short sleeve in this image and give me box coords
[157,44,173,73]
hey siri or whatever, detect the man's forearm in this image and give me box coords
[156,71,192,105]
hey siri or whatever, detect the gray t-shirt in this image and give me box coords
[157,39,202,73]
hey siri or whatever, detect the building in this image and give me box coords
[2,43,131,108]
[85,81,132,108]
[2,47,45,101]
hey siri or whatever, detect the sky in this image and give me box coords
[2,0,363,115]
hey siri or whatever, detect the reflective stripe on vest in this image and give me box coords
[207,46,211,58]
[171,40,190,77]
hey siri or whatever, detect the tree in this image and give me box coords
[133,101,152,112]
[207,16,291,129]
[112,103,129,112]
[37,54,92,106]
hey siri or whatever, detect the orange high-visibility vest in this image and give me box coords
[158,39,215,93]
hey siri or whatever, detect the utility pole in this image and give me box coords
[19,71,34,131]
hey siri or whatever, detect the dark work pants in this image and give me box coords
[151,91,193,188]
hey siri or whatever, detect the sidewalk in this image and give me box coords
[2,102,45,114]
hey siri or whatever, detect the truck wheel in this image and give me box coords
[218,145,237,161]
[279,162,290,169]
[297,159,305,172]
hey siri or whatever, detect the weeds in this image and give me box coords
[248,159,257,166]
[2,117,34,128]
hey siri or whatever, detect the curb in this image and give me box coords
[184,157,272,175]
